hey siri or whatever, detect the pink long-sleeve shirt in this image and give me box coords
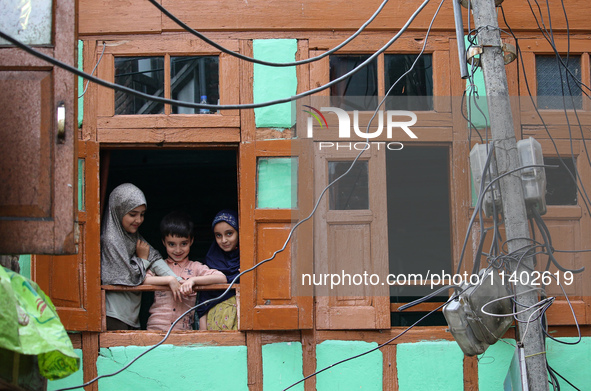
[146,258,224,331]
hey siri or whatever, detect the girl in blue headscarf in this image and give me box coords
[196,210,240,330]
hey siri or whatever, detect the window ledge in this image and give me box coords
[101,283,237,291]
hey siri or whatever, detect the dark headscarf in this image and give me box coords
[100,183,162,286]
[197,210,240,319]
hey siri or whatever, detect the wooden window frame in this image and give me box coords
[94,38,241,144]
[519,37,591,125]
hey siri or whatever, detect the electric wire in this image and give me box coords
[147,0,391,67]
[78,41,105,98]
[0,0,432,112]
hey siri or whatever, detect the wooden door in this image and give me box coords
[314,145,390,329]
[0,0,77,254]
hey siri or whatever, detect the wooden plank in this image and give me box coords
[77,0,590,35]
[220,52,241,118]
[382,344,398,391]
[239,39,255,143]
[246,332,263,391]
[464,355,478,391]
[160,0,456,32]
[95,38,238,55]
[100,331,246,347]
[82,332,99,391]
[433,50,451,112]
[81,40,99,141]
[544,300,588,326]
[238,142,256,329]
[259,331,301,344]
[79,0,162,35]
[96,54,114,117]
[310,34,450,53]
[97,115,240,129]
[102,283,235,291]
[317,328,454,344]
[97,128,240,144]
[301,329,317,391]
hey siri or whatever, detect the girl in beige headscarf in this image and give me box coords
[101,183,182,330]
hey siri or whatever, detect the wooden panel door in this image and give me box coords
[315,146,390,329]
[239,140,314,330]
[0,0,77,254]
[32,140,101,331]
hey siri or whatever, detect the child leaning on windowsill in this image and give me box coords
[144,211,226,331]
[101,183,184,331]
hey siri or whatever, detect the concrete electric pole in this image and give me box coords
[470,0,549,390]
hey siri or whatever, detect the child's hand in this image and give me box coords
[180,279,195,296]
[168,277,182,302]
[136,239,150,260]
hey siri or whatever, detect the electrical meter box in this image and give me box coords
[470,143,502,217]
[443,269,513,356]
[517,137,547,216]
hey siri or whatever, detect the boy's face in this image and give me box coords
[162,234,193,263]
[214,222,238,252]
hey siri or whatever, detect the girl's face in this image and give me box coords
[214,222,238,252]
[122,205,146,234]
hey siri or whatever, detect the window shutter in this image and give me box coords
[32,140,101,331]
[239,140,313,330]
[0,0,77,254]
[314,147,390,329]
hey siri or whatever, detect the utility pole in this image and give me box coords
[470,0,549,390]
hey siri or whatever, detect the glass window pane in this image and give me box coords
[115,57,164,115]
[544,157,577,205]
[384,54,433,111]
[536,55,582,110]
[171,56,219,114]
[0,0,52,45]
[257,157,298,209]
[328,161,369,210]
[329,55,377,111]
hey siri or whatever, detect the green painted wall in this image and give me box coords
[17,254,31,280]
[262,342,304,390]
[78,40,84,128]
[477,339,516,391]
[47,349,83,391]
[397,340,463,391]
[257,157,297,209]
[479,337,591,390]
[253,39,297,129]
[316,340,382,390]
[96,345,248,390]
[465,35,489,130]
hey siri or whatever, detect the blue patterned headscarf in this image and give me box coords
[211,209,238,231]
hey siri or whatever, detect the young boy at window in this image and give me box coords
[144,211,226,331]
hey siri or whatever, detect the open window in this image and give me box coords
[387,146,452,326]
[100,148,239,330]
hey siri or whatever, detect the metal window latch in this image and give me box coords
[57,102,66,143]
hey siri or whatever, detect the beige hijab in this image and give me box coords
[100,183,162,285]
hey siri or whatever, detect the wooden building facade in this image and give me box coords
[28,0,591,389]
